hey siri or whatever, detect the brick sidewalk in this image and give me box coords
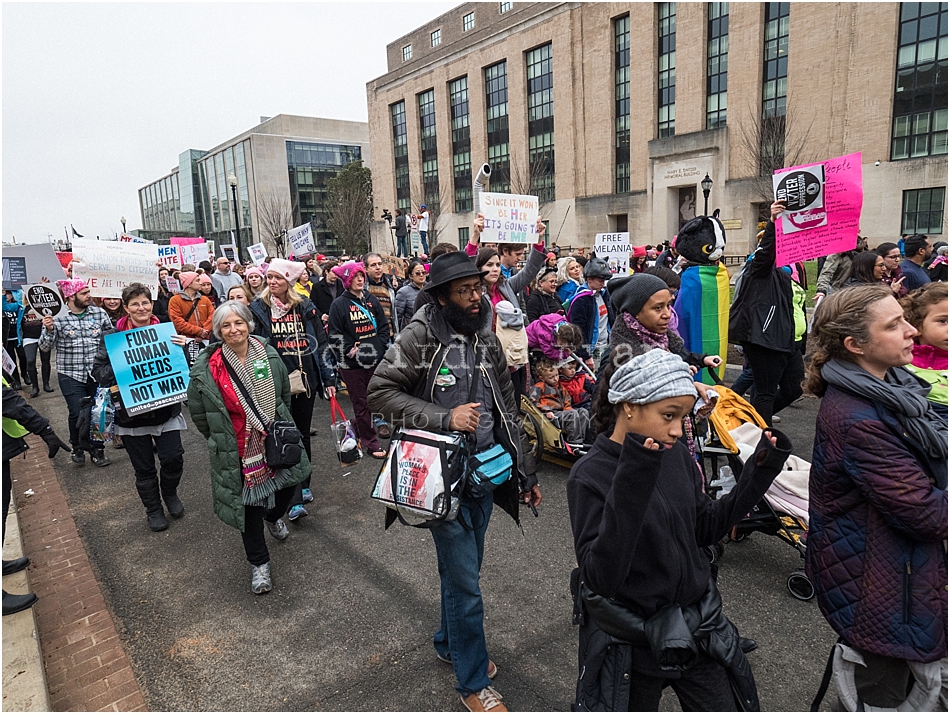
[11,435,148,712]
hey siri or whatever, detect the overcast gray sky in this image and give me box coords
[2,1,458,244]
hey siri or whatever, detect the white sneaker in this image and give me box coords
[250,563,272,594]
[265,518,289,540]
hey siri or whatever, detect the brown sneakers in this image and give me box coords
[461,686,506,712]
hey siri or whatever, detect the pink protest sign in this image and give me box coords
[774,152,863,266]
[169,236,205,247]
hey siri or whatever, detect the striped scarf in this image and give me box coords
[222,339,280,506]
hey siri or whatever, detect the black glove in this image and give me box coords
[39,425,71,459]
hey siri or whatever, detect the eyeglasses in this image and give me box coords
[453,285,482,299]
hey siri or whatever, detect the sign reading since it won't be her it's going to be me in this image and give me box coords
[478,193,539,244]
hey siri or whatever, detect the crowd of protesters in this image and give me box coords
[2,202,946,712]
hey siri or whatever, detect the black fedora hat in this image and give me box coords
[423,251,488,293]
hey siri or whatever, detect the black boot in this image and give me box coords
[29,385,39,398]
[43,382,54,393]
[136,476,167,531]
[3,590,38,616]
[2,557,30,576]
[146,509,168,532]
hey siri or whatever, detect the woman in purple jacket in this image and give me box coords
[805,283,947,707]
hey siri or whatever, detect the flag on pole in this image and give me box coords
[71,224,84,238]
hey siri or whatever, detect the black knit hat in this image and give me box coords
[423,251,487,292]
[609,273,671,316]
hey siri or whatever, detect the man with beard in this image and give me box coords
[367,252,541,712]
[39,280,113,467]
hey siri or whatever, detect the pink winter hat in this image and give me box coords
[244,266,265,281]
[267,258,306,283]
[331,261,366,290]
[56,279,88,299]
[179,272,200,290]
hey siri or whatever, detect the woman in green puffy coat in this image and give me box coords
[187,301,310,595]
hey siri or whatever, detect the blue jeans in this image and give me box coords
[419,231,429,255]
[396,235,409,258]
[58,374,100,453]
[430,492,494,696]
[730,359,755,398]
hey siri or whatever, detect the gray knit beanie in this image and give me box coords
[609,273,670,316]
[608,349,697,405]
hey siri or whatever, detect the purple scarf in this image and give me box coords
[623,312,669,351]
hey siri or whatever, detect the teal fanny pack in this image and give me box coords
[466,443,513,499]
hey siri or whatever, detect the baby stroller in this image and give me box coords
[520,352,595,464]
[699,384,815,601]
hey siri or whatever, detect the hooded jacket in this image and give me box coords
[367,302,537,526]
[728,220,794,353]
[327,290,390,370]
[806,385,947,663]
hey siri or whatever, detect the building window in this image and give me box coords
[286,141,362,250]
[902,187,946,233]
[892,2,949,160]
[431,29,441,47]
[450,76,473,213]
[615,15,631,193]
[761,2,790,171]
[463,12,475,31]
[527,43,555,203]
[706,2,729,129]
[458,226,470,249]
[500,2,513,13]
[657,2,677,138]
[419,89,441,217]
[391,101,410,213]
[485,61,511,194]
[402,44,412,62]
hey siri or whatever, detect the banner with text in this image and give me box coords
[478,193,539,244]
[170,236,210,268]
[157,245,181,269]
[72,238,159,299]
[2,257,28,290]
[594,233,632,275]
[220,244,237,263]
[3,243,68,283]
[248,243,267,265]
[104,322,190,416]
[287,223,316,258]
[774,152,863,266]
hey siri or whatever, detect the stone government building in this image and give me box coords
[367,1,948,258]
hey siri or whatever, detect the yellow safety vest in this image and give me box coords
[2,376,30,439]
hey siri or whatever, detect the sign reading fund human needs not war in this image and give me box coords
[773,152,863,266]
[104,322,190,416]
[478,193,539,244]
[71,238,159,299]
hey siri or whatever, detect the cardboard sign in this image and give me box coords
[2,243,68,284]
[220,244,237,263]
[478,192,539,244]
[104,322,190,416]
[773,165,827,233]
[774,152,863,266]
[2,256,28,289]
[248,243,267,265]
[71,237,159,299]
[157,245,181,269]
[287,223,316,258]
[24,284,67,318]
[381,255,408,279]
[594,233,631,275]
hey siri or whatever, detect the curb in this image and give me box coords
[10,436,148,712]
[2,501,51,712]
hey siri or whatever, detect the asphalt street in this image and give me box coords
[29,378,838,712]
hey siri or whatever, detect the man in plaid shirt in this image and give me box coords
[39,280,113,467]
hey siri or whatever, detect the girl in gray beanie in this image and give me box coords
[566,347,792,711]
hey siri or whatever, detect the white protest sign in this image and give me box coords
[157,245,181,269]
[286,223,316,258]
[2,348,16,376]
[24,284,67,318]
[179,242,210,267]
[594,233,632,275]
[71,238,159,299]
[119,235,149,243]
[220,244,237,263]
[248,243,267,265]
[773,165,827,234]
[165,277,181,294]
[478,192,539,244]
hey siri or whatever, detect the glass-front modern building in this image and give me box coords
[139,115,370,255]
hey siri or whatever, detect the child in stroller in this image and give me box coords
[528,357,591,445]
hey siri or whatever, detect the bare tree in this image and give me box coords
[734,103,820,203]
[326,161,373,256]
[255,188,296,257]
[508,152,554,218]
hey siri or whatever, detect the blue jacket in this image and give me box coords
[806,384,947,663]
[568,286,615,351]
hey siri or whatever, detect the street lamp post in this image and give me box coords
[120,216,126,236]
[701,173,713,216]
[228,173,241,259]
